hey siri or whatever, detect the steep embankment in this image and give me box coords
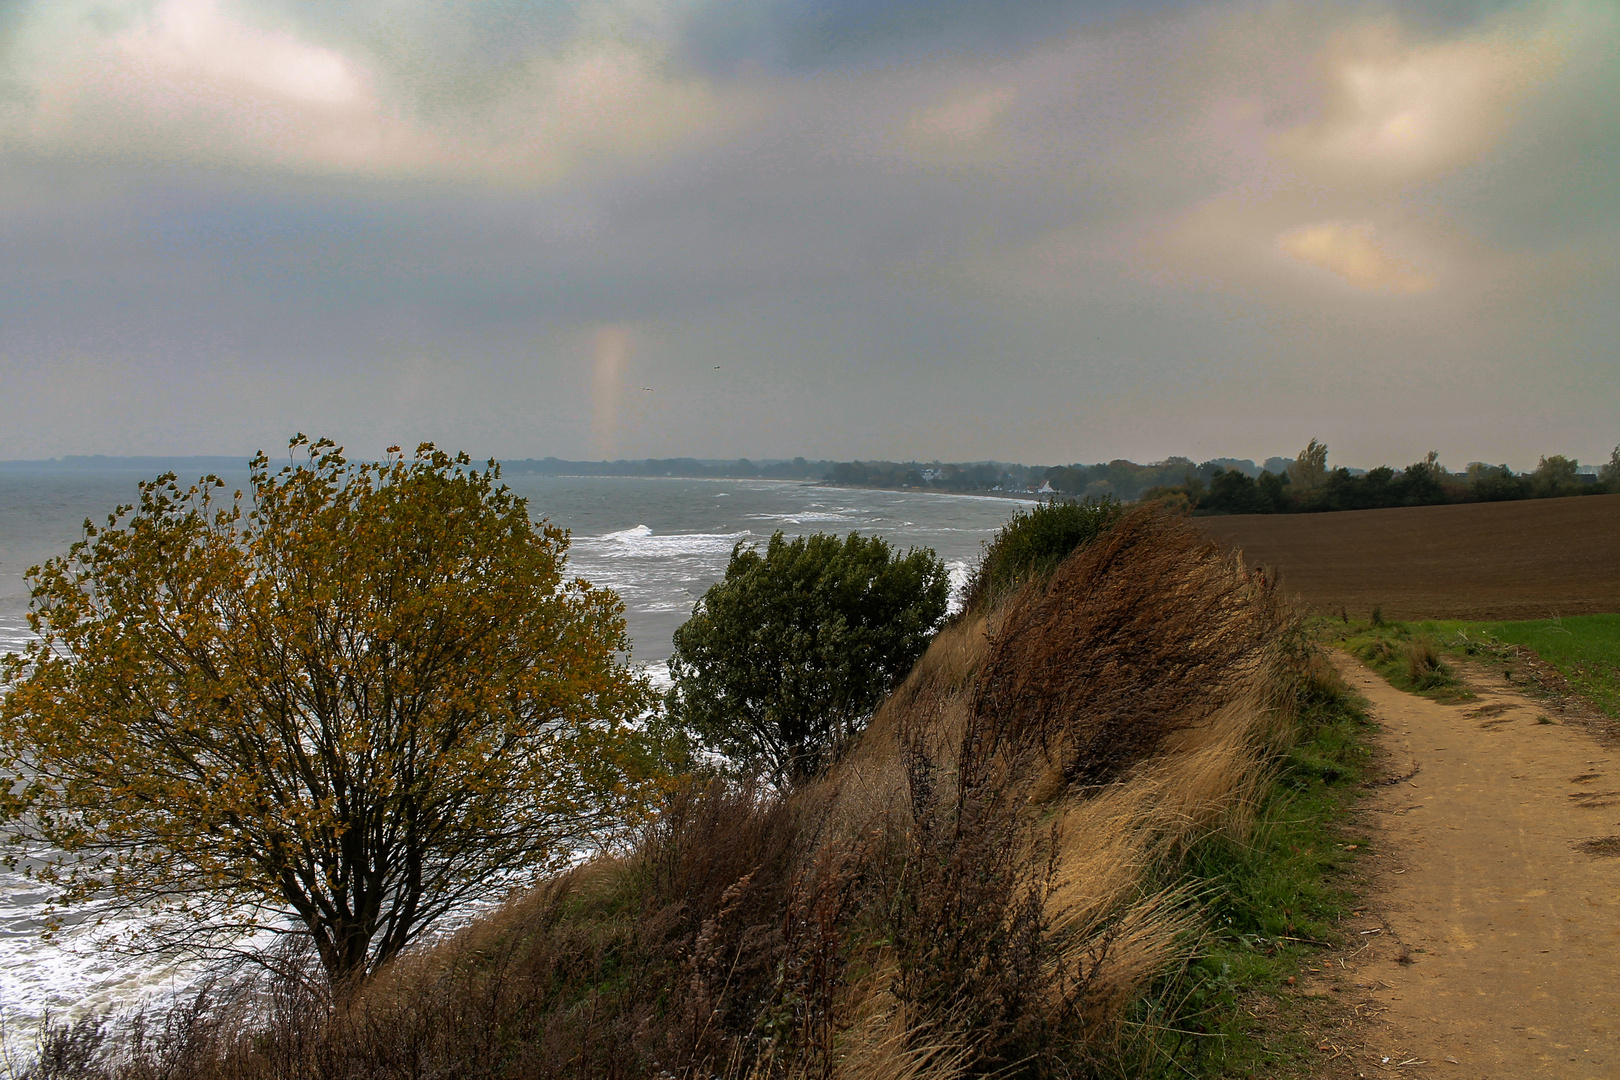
[1197,493,1620,621]
[38,506,1355,1079]
[1320,655,1620,1076]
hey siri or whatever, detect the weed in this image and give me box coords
[1116,637,1375,1078]
[1342,621,1468,701]
[971,507,1284,788]
[1404,638,1458,691]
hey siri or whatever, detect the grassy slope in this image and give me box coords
[22,511,1389,1080]
[1126,657,1373,1078]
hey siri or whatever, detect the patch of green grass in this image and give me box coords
[1346,614,1619,718]
[1121,657,1376,1078]
[1337,620,1470,701]
[1468,615,1620,719]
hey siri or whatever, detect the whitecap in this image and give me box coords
[945,559,974,615]
[641,662,673,691]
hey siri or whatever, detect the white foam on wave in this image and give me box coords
[599,524,653,541]
[641,661,673,692]
[0,885,254,1052]
[755,516,865,528]
[945,559,973,615]
[581,526,750,559]
[570,528,754,618]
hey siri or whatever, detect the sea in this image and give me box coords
[0,468,1028,1036]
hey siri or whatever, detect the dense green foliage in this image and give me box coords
[667,530,949,784]
[0,438,662,983]
[1150,444,1619,516]
[816,443,1619,510]
[959,496,1124,613]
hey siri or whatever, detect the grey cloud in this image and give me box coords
[672,0,1185,74]
[0,0,1616,470]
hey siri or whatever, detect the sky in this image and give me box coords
[1,0,1616,471]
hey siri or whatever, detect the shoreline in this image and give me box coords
[813,481,1041,504]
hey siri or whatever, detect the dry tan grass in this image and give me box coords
[797,505,1309,1067]
[34,505,1323,1080]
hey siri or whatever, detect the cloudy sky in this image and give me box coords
[1,0,1615,469]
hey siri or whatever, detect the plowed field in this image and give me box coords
[1197,493,1620,620]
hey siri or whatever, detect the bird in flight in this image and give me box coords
[642,387,653,392]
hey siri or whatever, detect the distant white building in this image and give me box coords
[1037,480,1056,494]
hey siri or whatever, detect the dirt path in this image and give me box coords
[1326,653,1620,1076]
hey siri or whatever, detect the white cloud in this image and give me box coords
[0,0,750,180]
[120,0,365,107]
[1278,222,1432,292]
[8,0,432,172]
[1279,9,1569,183]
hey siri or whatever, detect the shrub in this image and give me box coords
[667,531,949,785]
[1531,454,1581,498]
[1467,463,1527,502]
[959,497,1123,613]
[1600,445,1620,492]
[970,505,1283,788]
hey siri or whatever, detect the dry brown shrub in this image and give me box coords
[968,504,1284,794]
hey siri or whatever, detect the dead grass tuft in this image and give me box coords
[1404,637,1457,691]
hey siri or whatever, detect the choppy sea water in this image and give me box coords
[0,469,1027,1035]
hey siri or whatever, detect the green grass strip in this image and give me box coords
[1337,614,1619,718]
[1120,658,1376,1078]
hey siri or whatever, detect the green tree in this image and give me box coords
[1466,462,1526,501]
[1598,445,1620,492]
[1287,438,1328,492]
[959,497,1123,610]
[667,531,948,786]
[0,437,662,985]
[1531,454,1580,497]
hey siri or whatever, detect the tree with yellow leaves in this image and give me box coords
[0,437,663,985]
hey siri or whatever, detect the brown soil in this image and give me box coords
[1313,652,1620,1077]
[1195,494,1620,620]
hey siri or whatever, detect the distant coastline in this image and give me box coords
[0,456,247,473]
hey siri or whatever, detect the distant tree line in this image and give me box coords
[1145,441,1620,515]
[818,442,1620,513]
[484,444,1620,513]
